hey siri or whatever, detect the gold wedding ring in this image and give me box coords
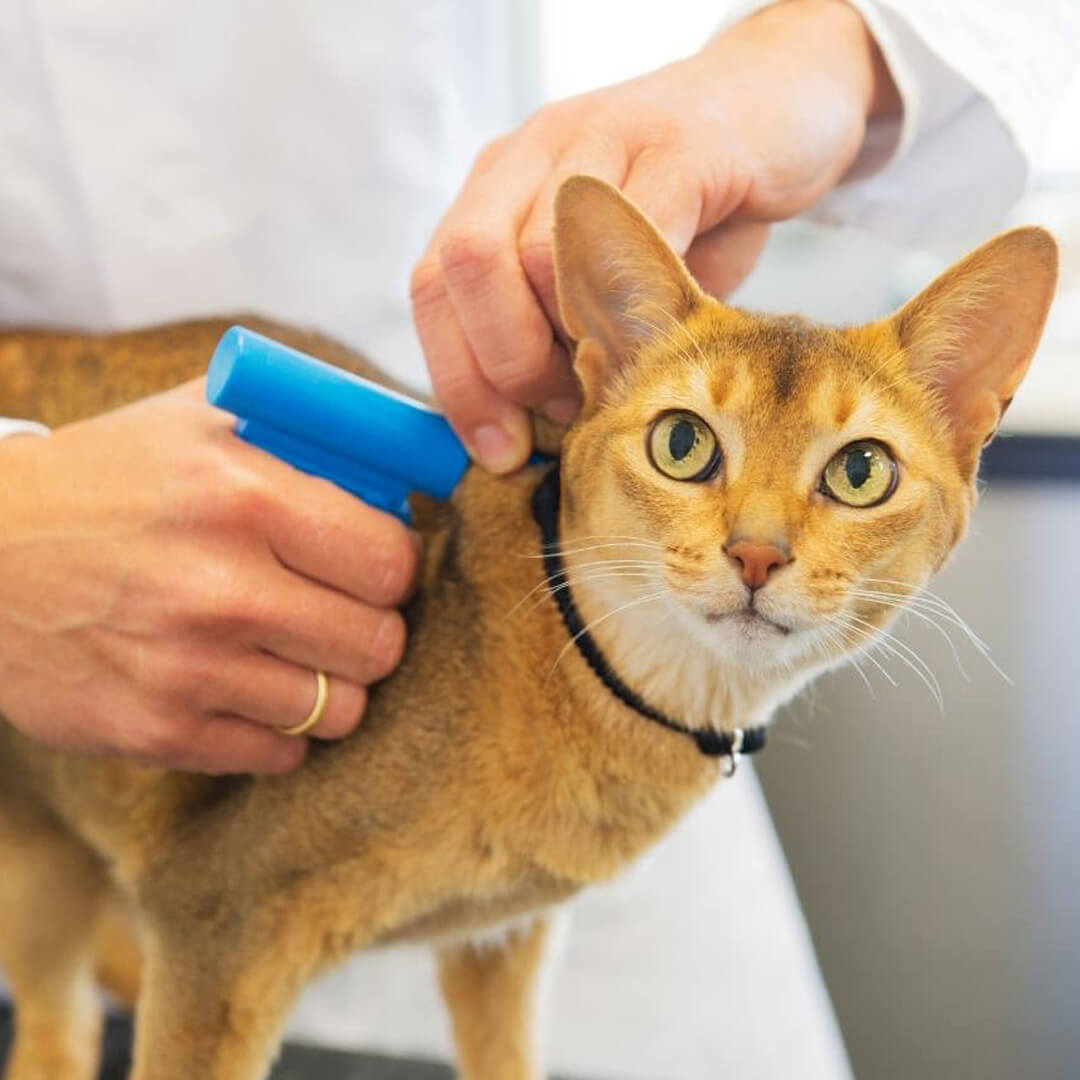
[282,670,330,737]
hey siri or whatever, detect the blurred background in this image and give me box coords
[539,2,1080,1078]
[2,3,1076,1079]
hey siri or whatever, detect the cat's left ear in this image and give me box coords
[552,175,706,411]
[891,226,1058,478]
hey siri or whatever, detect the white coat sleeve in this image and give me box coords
[722,0,1080,244]
[0,418,49,441]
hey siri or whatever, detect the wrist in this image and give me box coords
[0,429,47,514]
[710,1,901,122]
[0,428,44,461]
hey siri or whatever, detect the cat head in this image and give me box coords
[550,175,1057,682]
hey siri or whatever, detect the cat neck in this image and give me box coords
[566,564,798,737]
[549,500,813,744]
[421,463,783,883]
[441,462,800,758]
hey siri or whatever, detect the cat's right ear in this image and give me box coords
[553,175,704,411]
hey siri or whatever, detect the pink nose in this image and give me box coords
[725,540,790,590]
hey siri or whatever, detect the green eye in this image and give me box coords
[647,411,720,481]
[821,440,898,507]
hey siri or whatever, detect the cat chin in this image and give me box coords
[705,620,810,671]
[706,608,791,637]
[698,606,864,681]
[667,598,814,675]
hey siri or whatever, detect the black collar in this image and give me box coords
[530,464,766,772]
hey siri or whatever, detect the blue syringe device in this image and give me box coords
[206,325,470,521]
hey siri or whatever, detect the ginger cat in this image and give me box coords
[0,176,1058,1080]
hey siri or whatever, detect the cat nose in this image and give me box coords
[724,539,791,590]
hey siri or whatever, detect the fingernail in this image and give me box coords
[470,423,522,473]
[543,395,580,425]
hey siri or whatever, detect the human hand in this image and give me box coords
[0,379,419,774]
[412,0,901,472]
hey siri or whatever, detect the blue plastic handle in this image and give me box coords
[206,325,470,520]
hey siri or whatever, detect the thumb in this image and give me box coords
[685,220,771,299]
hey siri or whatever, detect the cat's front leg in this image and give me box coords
[128,915,314,1080]
[437,917,553,1080]
[0,809,112,1080]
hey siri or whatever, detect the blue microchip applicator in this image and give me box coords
[206,325,470,521]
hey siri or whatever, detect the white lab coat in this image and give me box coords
[0,2,1075,1077]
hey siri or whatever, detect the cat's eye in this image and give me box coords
[821,440,898,507]
[647,411,721,482]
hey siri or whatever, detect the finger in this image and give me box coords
[181,714,308,775]
[171,375,212,405]
[620,149,708,256]
[36,679,305,775]
[165,377,238,436]
[685,220,771,298]
[412,252,533,473]
[245,450,422,607]
[249,576,408,687]
[516,146,627,327]
[110,704,307,775]
[439,223,568,411]
[514,151,627,423]
[620,147,750,257]
[442,132,628,405]
[413,137,559,467]
[195,652,368,741]
[524,340,579,426]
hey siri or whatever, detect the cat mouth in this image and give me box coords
[705,608,791,636]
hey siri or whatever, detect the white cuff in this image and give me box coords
[0,418,50,441]
[718,0,1051,245]
[814,0,1027,245]
[833,1,978,179]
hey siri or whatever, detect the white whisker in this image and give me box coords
[841,612,944,711]
[545,587,670,683]
[856,577,1010,683]
[518,569,660,618]
[523,534,665,558]
[848,590,972,681]
[506,558,662,618]
[825,615,898,688]
[818,619,876,698]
